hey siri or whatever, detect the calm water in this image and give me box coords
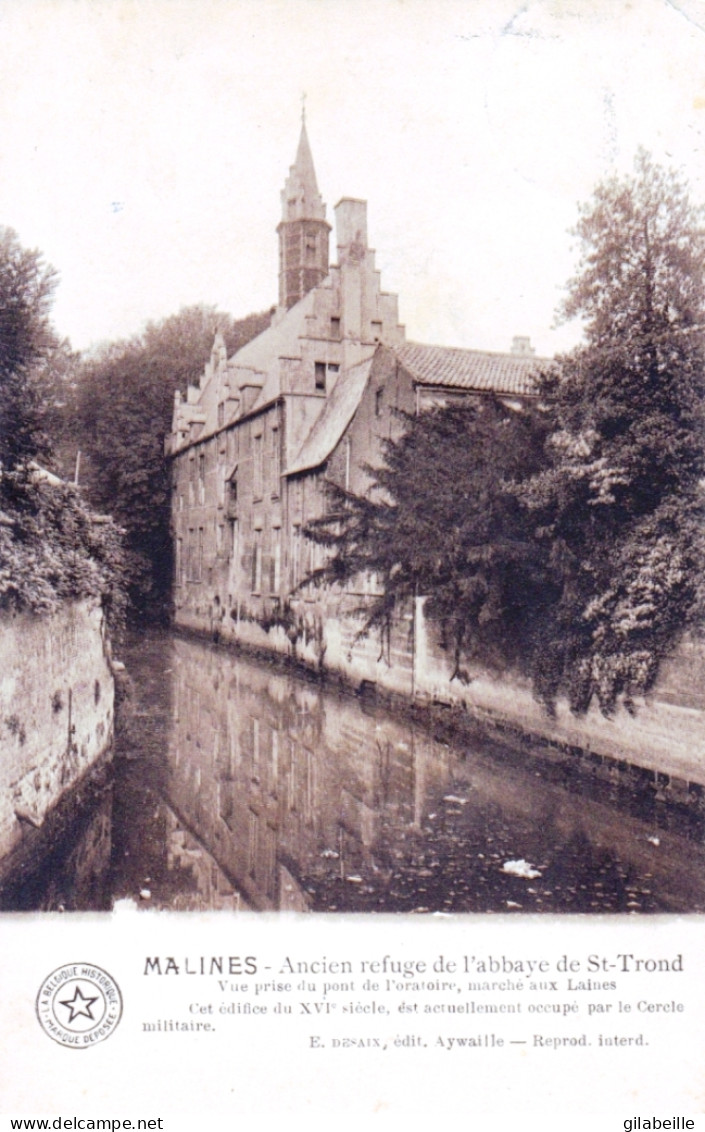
[3,630,705,913]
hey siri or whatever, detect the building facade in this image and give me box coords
[166,121,539,657]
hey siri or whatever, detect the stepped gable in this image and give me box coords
[396,341,544,396]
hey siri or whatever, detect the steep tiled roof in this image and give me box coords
[286,356,374,476]
[396,342,545,396]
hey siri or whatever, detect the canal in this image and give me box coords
[3,630,705,913]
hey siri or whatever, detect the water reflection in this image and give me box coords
[0,767,113,911]
[4,630,705,913]
[112,632,705,914]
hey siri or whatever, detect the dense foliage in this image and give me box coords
[308,153,705,715]
[525,152,705,712]
[307,398,550,678]
[0,226,125,628]
[0,470,126,630]
[0,227,59,472]
[71,304,272,621]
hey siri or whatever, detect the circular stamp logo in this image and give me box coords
[36,962,122,1049]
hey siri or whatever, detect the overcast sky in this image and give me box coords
[0,0,704,358]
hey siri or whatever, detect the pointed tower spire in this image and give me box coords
[277,116,331,308]
[280,118,326,223]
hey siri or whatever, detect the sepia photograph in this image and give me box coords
[1,0,704,922]
[0,0,701,928]
[2,0,705,1121]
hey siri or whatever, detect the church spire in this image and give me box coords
[280,117,327,224]
[277,116,331,309]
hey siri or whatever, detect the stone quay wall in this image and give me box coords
[176,592,705,793]
[0,600,115,865]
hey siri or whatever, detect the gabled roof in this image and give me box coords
[227,288,319,413]
[231,289,315,374]
[286,356,374,476]
[396,342,544,396]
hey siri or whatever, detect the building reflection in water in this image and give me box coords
[5,630,705,914]
[144,634,705,914]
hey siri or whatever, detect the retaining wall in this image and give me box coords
[175,595,705,789]
[0,600,115,865]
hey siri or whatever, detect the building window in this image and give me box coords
[252,531,262,593]
[229,518,239,570]
[331,316,341,338]
[270,426,280,496]
[371,320,382,342]
[198,452,206,505]
[314,361,326,391]
[227,428,238,464]
[197,527,204,582]
[291,525,301,588]
[271,529,281,594]
[253,432,264,499]
[327,363,340,374]
[217,402,225,428]
[227,473,238,518]
[187,527,203,583]
[216,522,224,557]
[217,447,226,507]
[375,388,383,417]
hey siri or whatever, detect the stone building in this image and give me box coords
[166,120,540,654]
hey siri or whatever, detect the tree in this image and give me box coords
[0,228,125,629]
[307,153,705,718]
[522,151,705,713]
[307,398,550,677]
[0,226,59,473]
[72,304,272,620]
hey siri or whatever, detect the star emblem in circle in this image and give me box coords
[58,984,100,1024]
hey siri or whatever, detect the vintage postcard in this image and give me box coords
[0,0,704,1124]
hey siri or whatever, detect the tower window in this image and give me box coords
[331,317,341,337]
[315,362,326,391]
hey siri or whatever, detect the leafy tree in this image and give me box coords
[0,227,125,628]
[307,153,705,718]
[0,227,59,473]
[72,304,272,620]
[307,398,550,677]
[523,151,705,713]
